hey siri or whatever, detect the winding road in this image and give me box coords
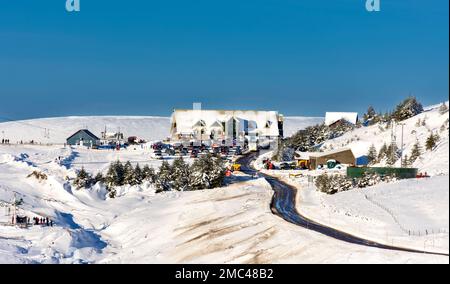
[237,152,449,257]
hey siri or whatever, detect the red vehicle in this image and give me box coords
[190,150,198,158]
[416,172,430,178]
[263,159,274,170]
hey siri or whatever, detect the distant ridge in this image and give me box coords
[0,115,323,144]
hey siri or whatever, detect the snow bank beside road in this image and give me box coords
[297,176,449,254]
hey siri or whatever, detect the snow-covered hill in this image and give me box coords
[0,106,447,263]
[0,116,171,144]
[0,149,446,263]
[296,175,449,254]
[0,116,323,144]
[283,116,324,137]
[320,102,449,175]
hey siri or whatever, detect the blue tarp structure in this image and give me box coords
[98,145,115,150]
[356,155,369,166]
[97,144,128,150]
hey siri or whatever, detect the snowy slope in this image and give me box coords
[297,176,449,254]
[283,117,324,137]
[258,162,449,255]
[253,101,449,256]
[0,106,447,263]
[0,116,322,144]
[0,116,171,144]
[320,102,449,175]
[1,144,447,263]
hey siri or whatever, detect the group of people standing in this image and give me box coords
[32,217,53,227]
[1,139,10,144]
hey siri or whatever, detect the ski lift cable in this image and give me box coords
[0,115,63,133]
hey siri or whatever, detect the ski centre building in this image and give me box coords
[169,105,284,150]
[66,129,100,147]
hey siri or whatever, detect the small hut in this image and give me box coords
[66,129,100,147]
[309,148,356,170]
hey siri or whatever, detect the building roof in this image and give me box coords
[309,147,354,158]
[325,112,358,126]
[66,129,100,141]
[171,109,281,137]
[294,151,315,160]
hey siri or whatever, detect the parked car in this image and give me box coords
[190,150,198,158]
[279,161,297,170]
[259,140,271,150]
[164,148,176,156]
[151,150,163,159]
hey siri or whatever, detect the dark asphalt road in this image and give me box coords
[237,152,449,257]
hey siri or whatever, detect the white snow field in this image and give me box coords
[0,116,171,144]
[0,106,448,263]
[296,176,449,254]
[0,115,322,145]
[0,148,447,264]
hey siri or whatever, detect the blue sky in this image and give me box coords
[0,0,448,119]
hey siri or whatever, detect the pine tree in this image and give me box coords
[189,153,225,190]
[154,161,172,192]
[386,143,399,166]
[402,154,409,168]
[105,160,125,187]
[439,102,449,115]
[378,143,388,161]
[425,133,439,151]
[94,172,105,184]
[421,118,426,126]
[171,157,190,191]
[142,165,156,183]
[105,163,116,188]
[315,174,331,193]
[211,155,226,188]
[383,112,392,123]
[392,96,424,121]
[409,140,422,164]
[123,161,135,185]
[73,167,93,189]
[367,144,378,165]
[133,163,143,185]
[415,119,421,127]
[363,106,377,124]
